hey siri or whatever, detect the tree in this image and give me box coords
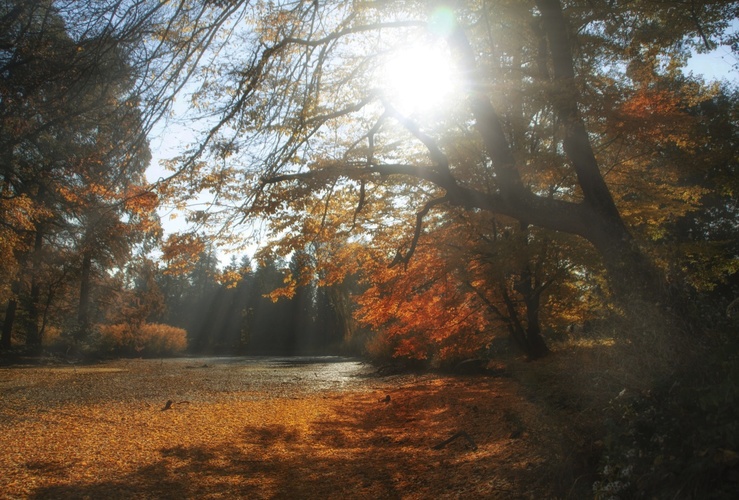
[0,0,160,349]
[353,207,591,362]
[154,0,735,329]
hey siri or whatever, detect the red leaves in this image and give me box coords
[356,225,494,363]
[615,88,696,147]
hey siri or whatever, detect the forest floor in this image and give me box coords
[0,356,597,499]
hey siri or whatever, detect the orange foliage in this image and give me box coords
[353,208,596,363]
[124,189,159,215]
[356,224,497,363]
[161,233,206,275]
[0,194,39,299]
[616,87,696,148]
[97,322,187,356]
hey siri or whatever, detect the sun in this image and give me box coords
[381,41,459,116]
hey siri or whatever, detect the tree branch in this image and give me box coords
[260,163,594,241]
[465,280,508,323]
[351,180,365,230]
[446,27,526,198]
[534,0,624,223]
[689,0,714,51]
[390,196,449,269]
[284,21,425,48]
[383,103,450,171]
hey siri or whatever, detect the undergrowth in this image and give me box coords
[512,305,739,499]
[594,333,739,499]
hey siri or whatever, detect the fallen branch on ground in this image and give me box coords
[161,400,191,411]
[432,431,478,451]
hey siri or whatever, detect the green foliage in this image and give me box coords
[156,250,350,356]
[595,337,739,498]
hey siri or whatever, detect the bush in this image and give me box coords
[593,336,739,499]
[96,322,187,357]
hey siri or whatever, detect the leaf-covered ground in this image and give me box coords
[0,357,578,498]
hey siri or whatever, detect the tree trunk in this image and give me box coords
[500,283,548,360]
[533,0,671,308]
[1,296,18,349]
[586,219,673,309]
[520,279,549,360]
[77,252,93,340]
[447,2,672,311]
[522,301,549,359]
[24,226,44,351]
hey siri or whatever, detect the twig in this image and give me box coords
[161,400,191,411]
[432,431,478,451]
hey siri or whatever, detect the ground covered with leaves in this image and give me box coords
[0,357,584,499]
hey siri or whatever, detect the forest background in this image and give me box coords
[1,1,739,495]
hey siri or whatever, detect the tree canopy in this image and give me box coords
[1,0,737,360]
[142,0,737,357]
[152,0,735,287]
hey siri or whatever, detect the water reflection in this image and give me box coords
[170,356,374,393]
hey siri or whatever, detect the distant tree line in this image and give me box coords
[156,250,350,356]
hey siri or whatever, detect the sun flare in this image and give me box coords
[381,42,458,116]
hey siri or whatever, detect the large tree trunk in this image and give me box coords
[443,1,672,309]
[1,285,19,349]
[24,227,44,351]
[77,252,93,340]
[534,0,672,307]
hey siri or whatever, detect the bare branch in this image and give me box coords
[389,196,449,269]
[283,21,425,48]
[383,103,450,171]
[465,280,508,322]
[351,180,366,230]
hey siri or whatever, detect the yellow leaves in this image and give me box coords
[0,193,37,231]
[0,360,552,499]
[97,323,188,356]
[57,185,84,205]
[656,242,739,292]
[124,189,159,215]
[268,278,296,302]
[255,6,300,44]
[161,233,206,275]
[217,269,243,289]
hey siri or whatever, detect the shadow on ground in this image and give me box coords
[27,377,587,499]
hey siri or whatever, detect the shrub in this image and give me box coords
[97,322,187,357]
[593,336,739,499]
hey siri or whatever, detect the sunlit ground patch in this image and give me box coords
[38,367,128,373]
[0,361,562,498]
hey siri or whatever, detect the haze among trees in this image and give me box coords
[1,0,738,496]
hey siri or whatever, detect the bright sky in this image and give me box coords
[686,44,737,82]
